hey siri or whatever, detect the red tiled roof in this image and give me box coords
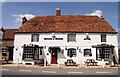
[3,29,18,39]
[17,15,116,33]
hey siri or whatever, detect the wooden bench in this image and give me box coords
[84,59,98,66]
[65,59,77,66]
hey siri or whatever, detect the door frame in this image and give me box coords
[49,47,60,64]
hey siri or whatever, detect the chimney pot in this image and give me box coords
[56,8,61,16]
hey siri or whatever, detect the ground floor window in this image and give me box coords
[23,47,34,60]
[96,47,113,61]
[84,49,92,56]
[67,48,76,58]
[22,46,43,61]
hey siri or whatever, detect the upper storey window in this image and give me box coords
[31,34,39,42]
[67,33,76,42]
[101,34,106,42]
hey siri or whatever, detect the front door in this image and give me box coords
[51,48,58,64]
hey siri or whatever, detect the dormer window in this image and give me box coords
[101,33,106,42]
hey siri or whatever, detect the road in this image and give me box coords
[1,66,119,75]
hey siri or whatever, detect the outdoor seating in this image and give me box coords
[2,56,8,64]
[65,59,77,66]
[35,59,44,66]
[84,59,98,66]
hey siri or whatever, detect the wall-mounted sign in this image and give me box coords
[44,35,63,40]
[44,38,63,40]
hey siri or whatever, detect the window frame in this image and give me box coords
[22,47,34,61]
[31,34,39,42]
[83,49,92,57]
[67,33,76,42]
[96,47,113,61]
[22,46,43,61]
[101,33,107,42]
[67,48,77,58]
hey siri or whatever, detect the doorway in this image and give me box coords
[49,47,60,64]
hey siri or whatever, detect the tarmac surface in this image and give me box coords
[0,63,119,75]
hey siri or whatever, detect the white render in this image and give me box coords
[13,33,118,65]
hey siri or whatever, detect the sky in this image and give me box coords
[0,1,120,48]
[0,0,119,2]
[1,2,120,45]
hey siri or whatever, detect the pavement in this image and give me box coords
[0,63,119,75]
[1,65,119,75]
[1,63,119,69]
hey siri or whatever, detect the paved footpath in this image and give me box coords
[0,64,119,75]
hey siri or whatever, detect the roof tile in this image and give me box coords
[3,29,18,39]
[17,15,116,33]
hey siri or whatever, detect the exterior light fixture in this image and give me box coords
[61,49,64,54]
[65,46,67,50]
[44,46,46,49]
[84,33,91,40]
[16,47,18,51]
[52,33,56,40]
[79,49,82,54]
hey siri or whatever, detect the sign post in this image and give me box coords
[58,54,59,68]
[102,59,104,68]
[17,58,19,68]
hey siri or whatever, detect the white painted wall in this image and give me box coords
[13,33,118,65]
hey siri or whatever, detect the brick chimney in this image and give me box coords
[56,8,61,16]
[22,17,27,25]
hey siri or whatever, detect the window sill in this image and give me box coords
[31,41,39,42]
[101,42,107,43]
[84,55,92,57]
[67,41,76,43]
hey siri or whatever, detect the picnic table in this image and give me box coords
[84,59,98,66]
[35,59,44,66]
[65,59,77,66]
[2,56,8,64]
